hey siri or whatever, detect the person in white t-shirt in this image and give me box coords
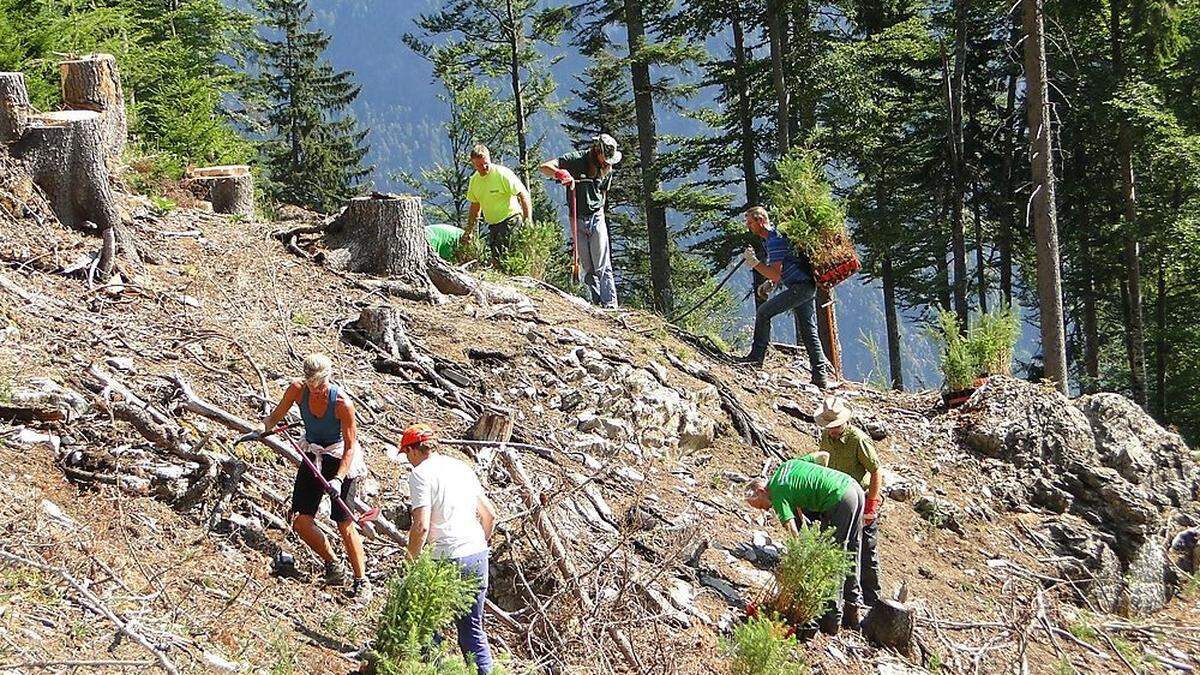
[401,424,498,675]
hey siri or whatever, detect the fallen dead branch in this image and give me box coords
[0,548,180,675]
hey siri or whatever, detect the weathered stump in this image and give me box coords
[325,194,429,279]
[348,304,413,360]
[59,54,126,161]
[15,110,120,232]
[191,165,254,217]
[468,409,514,443]
[0,72,30,142]
[860,599,914,656]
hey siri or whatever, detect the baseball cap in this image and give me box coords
[593,134,622,165]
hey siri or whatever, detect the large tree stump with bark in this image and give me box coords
[861,598,915,655]
[325,194,429,279]
[59,54,126,162]
[190,165,254,217]
[0,72,30,142]
[15,110,121,232]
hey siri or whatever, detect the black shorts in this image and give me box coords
[290,453,357,524]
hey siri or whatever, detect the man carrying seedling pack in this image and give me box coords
[736,206,835,389]
[401,423,499,674]
[814,397,883,612]
[746,453,865,633]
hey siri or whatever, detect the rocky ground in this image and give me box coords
[0,154,1197,674]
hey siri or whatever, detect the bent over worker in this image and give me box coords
[259,353,371,600]
[814,397,883,609]
[402,424,499,675]
[538,134,622,308]
[747,454,864,633]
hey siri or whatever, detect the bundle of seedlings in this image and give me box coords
[765,147,860,288]
[932,306,1020,406]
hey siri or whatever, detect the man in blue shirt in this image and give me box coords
[736,206,833,388]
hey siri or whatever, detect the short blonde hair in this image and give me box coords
[302,353,333,388]
[470,144,490,160]
[746,206,769,223]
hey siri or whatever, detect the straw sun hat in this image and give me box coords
[813,397,852,428]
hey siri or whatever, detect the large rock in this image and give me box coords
[962,376,1200,615]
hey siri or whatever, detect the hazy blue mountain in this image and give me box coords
[304,0,1037,389]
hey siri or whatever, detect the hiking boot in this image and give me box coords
[323,559,346,587]
[350,577,374,604]
[733,354,764,368]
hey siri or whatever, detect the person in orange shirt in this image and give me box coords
[259,353,371,601]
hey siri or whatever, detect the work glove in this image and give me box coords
[756,279,776,299]
[326,477,344,500]
[741,245,761,269]
[864,497,882,524]
[553,168,574,186]
[236,430,261,444]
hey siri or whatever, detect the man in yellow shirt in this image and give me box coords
[465,144,532,261]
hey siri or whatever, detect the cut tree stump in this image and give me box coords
[346,304,413,360]
[15,110,120,231]
[325,194,429,279]
[861,598,915,656]
[0,72,30,142]
[59,54,126,161]
[467,408,514,443]
[190,165,254,217]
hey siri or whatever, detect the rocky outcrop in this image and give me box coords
[961,376,1200,615]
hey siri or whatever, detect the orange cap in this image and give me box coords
[400,423,436,449]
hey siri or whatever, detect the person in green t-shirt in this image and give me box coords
[537,134,622,308]
[425,224,463,261]
[814,396,883,611]
[747,455,865,633]
[465,144,532,262]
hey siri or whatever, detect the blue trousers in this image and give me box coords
[748,281,828,378]
[450,550,492,674]
[577,212,618,308]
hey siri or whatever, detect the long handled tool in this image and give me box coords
[567,181,580,282]
[236,423,380,529]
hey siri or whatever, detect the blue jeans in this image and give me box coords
[448,550,492,674]
[748,281,828,378]
[577,212,618,308]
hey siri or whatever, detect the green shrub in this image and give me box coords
[372,553,478,673]
[723,615,808,675]
[930,306,1021,390]
[767,526,853,626]
[497,219,570,283]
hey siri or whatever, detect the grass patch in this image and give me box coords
[1182,572,1200,600]
[150,195,177,216]
[321,609,358,642]
[291,311,313,327]
[1067,612,1097,644]
[267,631,297,675]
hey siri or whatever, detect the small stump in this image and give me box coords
[0,72,30,142]
[861,599,915,656]
[190,165,254,217]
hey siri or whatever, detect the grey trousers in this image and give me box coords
[816,483,865,633]
[577,211,618,308]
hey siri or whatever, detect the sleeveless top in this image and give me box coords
[299,384,342,446]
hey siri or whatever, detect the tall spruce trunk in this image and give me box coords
[999,15,1020,307]
[731,5,767,307]
[883,254,904,390]
[973,193,987,313]
[505,0,530,186]
[1111,0,1147,407]
[1155,256,1167,420]
[941,1,969,320]
[624,0,673,312]
[1080,203,1101,390]
[1023,0,1069,394]
[768,0,789,152]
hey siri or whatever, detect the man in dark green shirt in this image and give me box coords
[747,454,865,633]
[815,397,883,609]
[538,134,621,308]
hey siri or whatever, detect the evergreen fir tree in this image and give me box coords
[255,0,371,212]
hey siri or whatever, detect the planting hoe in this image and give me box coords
[236,424,381,530]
